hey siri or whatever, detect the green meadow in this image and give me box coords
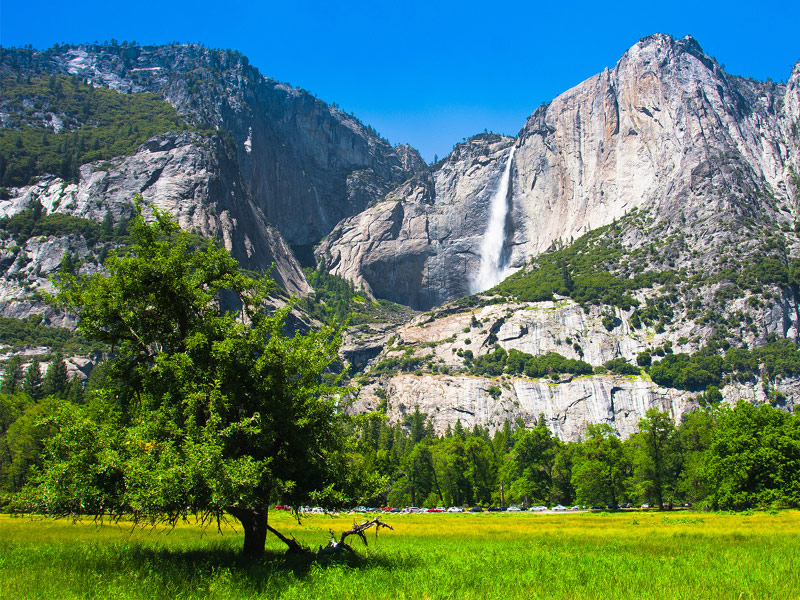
[1,511,798,599]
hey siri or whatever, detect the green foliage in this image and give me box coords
[493,222,674,309]
[649,353,724,391]
[41,351,69,398]
[0,74,198,186]
[0,315,103,354]
[372,353,432,376]
[571,424,628,506]
[649,340,800,392]
[603,358,641,376]
[0,396,63,493]
[705,402,800,510]
[502,348,593,379]
[0,356,23,395]
[22,359,42,400]
[470,347,507,376]
[20,205,375,556]
[298,264,409,327]
[627,410,679,507]
[0,200,127,246]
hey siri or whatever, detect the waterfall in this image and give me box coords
[471,147,515,293]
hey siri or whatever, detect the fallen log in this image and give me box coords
[316,517,394,556]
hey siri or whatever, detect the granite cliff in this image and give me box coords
[329,34,800,439]
[2,36,800,441]
[320,35,800,309]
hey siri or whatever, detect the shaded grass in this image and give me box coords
[1,511,798,599]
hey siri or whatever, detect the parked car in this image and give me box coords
[447,506,464,513]
[529,505,547,512]
[469,506,483,513]
[506,506,522,512]
[426,507,443,513]
[641,503,650,509]
[571,505,582,510]
[553,505,567,511]
[487,506,503,512]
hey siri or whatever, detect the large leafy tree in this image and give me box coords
[504,424,559,506]
[704,401,800,510]
[20,204,372,556]
[571,424,628,506]
[627,409,678,508]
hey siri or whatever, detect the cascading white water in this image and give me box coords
[471,147,515,293]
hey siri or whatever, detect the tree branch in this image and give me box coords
[316,517,394,556]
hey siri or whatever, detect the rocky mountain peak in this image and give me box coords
[321,34,800,311]
[2,43,425,250]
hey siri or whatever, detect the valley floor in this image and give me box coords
[1,510,798,599]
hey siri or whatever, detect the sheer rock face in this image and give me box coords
[350,371,799,442]
[346,296,800,441]
[0,43,425,320]
[0,133,309,321]
[321,34,800,309]
[38,44,424,247]
[318,135,516,309]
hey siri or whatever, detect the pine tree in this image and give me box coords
[101,212,114,241]
[22,359,42,400]
[66,374,84,404]
[1,356,23,395]
[453,419,465,440]
[42,352,69,398]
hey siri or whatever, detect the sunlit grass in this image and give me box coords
[1,511,798,599]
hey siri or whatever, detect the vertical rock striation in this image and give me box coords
[321,34,800,308]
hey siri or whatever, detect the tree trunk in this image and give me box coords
[229,507,269,557]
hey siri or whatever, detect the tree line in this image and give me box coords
[352,402,800,511]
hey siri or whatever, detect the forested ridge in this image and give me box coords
[0,73,197,187]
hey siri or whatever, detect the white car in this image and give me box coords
[447,506,464,513]
[553,505,567,511]
[529,505,547,512]
[505,506,522,512]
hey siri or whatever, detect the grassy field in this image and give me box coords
[1,510,798,599]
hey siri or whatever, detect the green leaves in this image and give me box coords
[705,402,800,510]
[21,204,361,551]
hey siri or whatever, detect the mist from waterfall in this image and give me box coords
[471,147,515,293]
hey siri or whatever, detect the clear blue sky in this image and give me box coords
[2,0,799,162]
